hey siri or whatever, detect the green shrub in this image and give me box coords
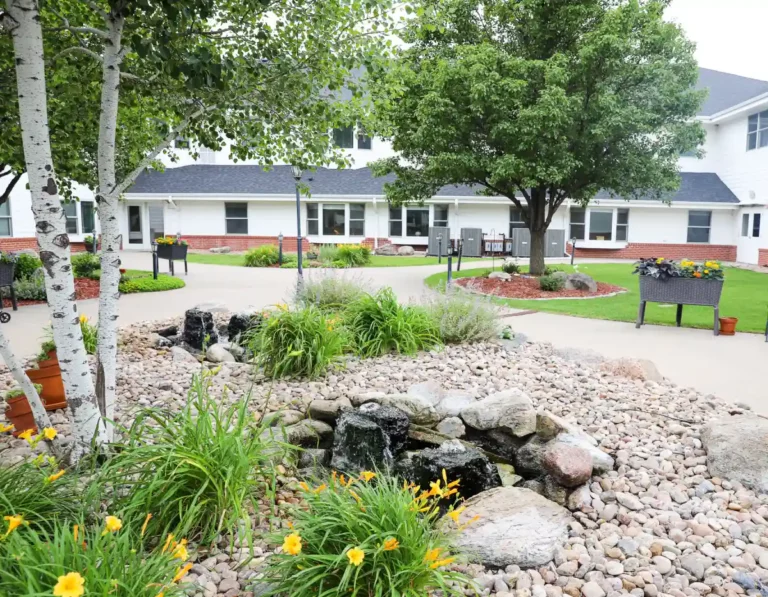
[101,370,283,544]
[13,252,42,280]
[71,252,101,278]
[539,274,565,292]
[119,275,185,293]
[0,459,84,533]
[335,244,372,267]
[0,516,190,597]
[425,289,500,344]
[296,273,370,312]
[11,268,46,300]
[263,473,469,597]
[319,244,340,263]
[255,306,346,379]
[245,245,280,267]
[501,261,520,275]
[543,265,563,276]
[344,288,441,358]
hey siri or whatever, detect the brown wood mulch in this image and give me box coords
[1,277,101,309]
[456,275,626,300]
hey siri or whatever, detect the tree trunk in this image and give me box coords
[529,227,547,276]
[528,187,548,275]
[4,0,106,462]
[95,14,125,441]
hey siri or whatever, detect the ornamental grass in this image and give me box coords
[0,514,190,597]
[262,471,472,597]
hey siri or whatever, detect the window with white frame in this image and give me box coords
[349,204,365,236]
[0,201,11,236]
[754,213,761,238]
[569,207,629,242]
[357,125,372,150]
[589,210,613,240]
[747,110,768,151]
[509,207,527,237]
[63,202,78,234]
[81,201,95,234]
[406,208,429,237]
[225,203,248,234]
[306,203,365,237]
[332,125,354,149]
[434,204,449,228]
[569,208,586,240]
[616,208,629,241]
[687,210,711,243]
[322,204,345,235]
[389,207,402,236]
[307,204,319,235]
[742,213,749,237]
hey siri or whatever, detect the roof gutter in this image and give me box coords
[700,91,768,123]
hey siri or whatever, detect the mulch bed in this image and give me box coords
[456,275,626,300]
[1,277,101,309]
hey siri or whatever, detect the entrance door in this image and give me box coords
[737,210,762,264]
[127,205,144,248]
[148,204,165,241]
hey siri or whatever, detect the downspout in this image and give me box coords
[373,197,378,250]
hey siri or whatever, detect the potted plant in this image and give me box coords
[0,251,17,288]
[83,234,99,252]
[25,339,67,410]
[156,235,189,261]
[3,383,44,437]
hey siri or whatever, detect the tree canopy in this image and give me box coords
[370,0,705,273]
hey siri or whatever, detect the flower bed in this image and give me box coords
[1,277,100,308]
[456,276,625,300]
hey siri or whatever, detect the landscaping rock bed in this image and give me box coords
[457,275,626,300]
[2,314,768,597]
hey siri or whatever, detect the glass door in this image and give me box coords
[128,205,143,245]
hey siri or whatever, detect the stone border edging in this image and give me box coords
[452,278,628,301]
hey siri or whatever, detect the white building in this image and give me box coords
[4,67,768,264]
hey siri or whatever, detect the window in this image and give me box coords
[747,111,768,150]
[569,208,585,240]
[332,125,354,149]
[81,201,95,234]
[406,208,429,237]
[225,203,248,234]
[754,213,762,238]
[589,210,613,240]
[389,207,402,236]
[322,204,345,236]
[307,204,319,235]
[63,202,78,234]
[357,125,372,150]
[434,205,449,228]
[742,213,750,237]
[509,207,527,237]
[616,208,629,242]
[0,201,11,237]
[174,137,189,149]
[687,210,711,243]
[349,204,365,236]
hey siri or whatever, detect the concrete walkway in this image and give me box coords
[2,252,766,414]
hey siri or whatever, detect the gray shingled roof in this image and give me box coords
[128,165,739,204]
[696,68,768,116]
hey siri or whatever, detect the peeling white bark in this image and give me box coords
[5,0,106,462]
[95,12,125,441]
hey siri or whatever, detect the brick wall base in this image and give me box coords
[185,236,392,252]
[758,249,768,267]
[569,242,737,262]
[0,238,87,253]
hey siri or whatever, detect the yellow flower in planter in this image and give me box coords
[283,533,303,555]
[102,515,123,535]
[382,537,400,551]
[47,469,66,483]
[42,427,57,440]
[3,514,24,537]
[53,572,85,597]
[346,546,365,566]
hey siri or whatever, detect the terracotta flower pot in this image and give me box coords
[4,395,37,438]
[718,317,738,336]
[26,350,67,411]
[37,349,59,370]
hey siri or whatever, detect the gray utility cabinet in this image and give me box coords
[511,228,566,258]
[427,227,451,256]
[460,228,484,257]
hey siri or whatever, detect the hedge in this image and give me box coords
[119,275,185,294]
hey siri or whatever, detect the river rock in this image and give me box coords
[436,417,466,438]
[515,435,548,477]
[397,246,415,256]
[448,487,571,568]
[171,346,199,364]
[357,402,410,456]
[460,388,536,436]
[331,411,391,473]
[285,419,333,447]
[435,391,476,419]
[541,442,593,487]
[358,393,439,426]
[489,271,512,281]
[206,343,235,363]
[183,308,218,350]
[308,398,352,424]
[555,433,614,474]
[407,380,443,406]
[701,415,768,492]
[227,311,263,345]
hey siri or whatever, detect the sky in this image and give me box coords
[666,0,768,81]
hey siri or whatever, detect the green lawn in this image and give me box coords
[425,264,768,334]
[187,253,487,268]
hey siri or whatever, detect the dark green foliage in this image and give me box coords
[245,245,280,267]
[11,269,46,300]
[13,253,42,280]
[119,274,185,293]
[501,261,520,275]
[71,252,100,279]
[539,274,565,292]
[335,244,372,267]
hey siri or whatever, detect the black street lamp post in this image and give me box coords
[291,165,304,282]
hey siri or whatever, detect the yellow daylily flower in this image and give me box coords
[0,423,13,433]
[161,533,175,553]
[4,514,24,537]
[424,548,441,562]
[172,542,189,561]
[79,314,89,324]
[42,427,57,440]
[102,515,123,536]
[141,513,153,537]
[283,533,302,556]
[52,572,85,597]
[17,428,34,441]
[360,471,376,482]
[172,563,193,583]
[346,546,365,566]
[448,506,466,524]
[383,537,399,551]
[430,556,456,569]
[47,469,66,483]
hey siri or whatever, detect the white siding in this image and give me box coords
[179,200,226,235]
[710,114,768,203]
[678,123,721,173]
[250,202,295,236]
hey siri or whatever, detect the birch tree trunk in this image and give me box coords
[95,12,125,441]
[4,0,106,462]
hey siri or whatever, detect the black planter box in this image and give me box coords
[157,244,188,261]
[0,262,14,287]
[637,276,724,335]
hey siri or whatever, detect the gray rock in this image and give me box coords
[615,492,643,511]
[515,435,548,477]
[566,485,592,511]
[397,245,415,256]
[209,246,231,253]
[541,442,593,488]
[554,347,605,366]
[183,308,218,349]
[679,553,713,580]
[565,273,597,293]
[489,271,512,281]
[496,463,523,487]
[581,581,606,597]
[285,419,333,447]
[556,433,614,473]
[375,243,397,256]
[298,448,330,470]
[171,346,199,364]
[407,380,443,406]
[536,411,597,445]
[435,391,475,419]
[701,415,768,492]
[357,402,410,456]
[153,324,179,337]
[269,410,304,426]
[449,487,571,568]
[308,398,352,423]
[227,311,263,345]
[542,475,568,506]
[436,417,466,438]
[330,411,392,473]
[150,333,172,348]
[465,427,526,463]
[460,388,536,436]
[362,393,440,426]
[206,343,236,363]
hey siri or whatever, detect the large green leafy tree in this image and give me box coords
[371,0,705,274]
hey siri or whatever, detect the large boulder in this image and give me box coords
[701,415,768,492]
[308,398,352,424]
[464,428,526,463]
[356,392,439,426]
[448,487,571,568]
[488,271,511,281]
[536,410,596,444]
[398,441,500,500]
[227,311,263,345]
[565,272,598,293]
[285,420,334,448]
[541,442,593,488]
[375,243,397,256]
[205,343,235,363]
[357,402,410,456]
[460,389,536,437]
[556,433,614,474]
[183,308,218,350]
[397,245,415,256]
[407,381,443,406]
[435,391,476,419]
[331,411,392,473]
[514,435,548,477]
